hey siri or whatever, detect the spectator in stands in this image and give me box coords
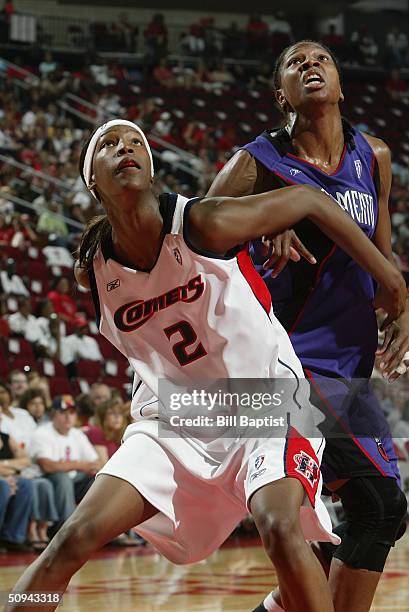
[89,383,112,411]
[181,20,206,56]
[246,13,269,59]
[84,397,125,464]
[8,369,28,405]
[385,28,409,69]
[0,378,36,448]
[0,471,33,553]
[39,52,58,80]
[0,258,29,297]
[153,59,175,88]
[36,201,69,244]
[144,13,168,65]
[19,388,49,426]
[116,13,138,53]
[60,317,103,379]
[30,395,100,529]
[25,300,62,360]
[27,373,52,409]
[9,213,37,249]
[7,296,36,337]
[47,277,77,324]
[208,61,235,88]
[0,409,57,553]
[0,212,14,245]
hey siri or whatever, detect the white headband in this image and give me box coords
[82,119,154,199]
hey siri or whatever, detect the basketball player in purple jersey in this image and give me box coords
[6,120,406,612]
[208,41,409,612]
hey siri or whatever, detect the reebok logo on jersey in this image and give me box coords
[293,451,319,488]
[107,278,120,292]
[114,275,205,332]
[354,159,362,179]
[290,168,301,176]
[173,248,183,265]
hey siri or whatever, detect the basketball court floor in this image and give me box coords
[0,532,408,611]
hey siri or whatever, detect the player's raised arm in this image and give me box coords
[188,184,406,319]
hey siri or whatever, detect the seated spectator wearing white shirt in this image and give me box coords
[0,380,36,450]
[7,297,36,337]
[60,317,103,379]
[30,395,101,529]
[25,299,63,360]
[0,258,29,298]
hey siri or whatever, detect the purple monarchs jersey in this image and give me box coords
[244,122,380,380]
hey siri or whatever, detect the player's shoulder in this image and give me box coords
[74,260,90,289]
[361,133,391,164]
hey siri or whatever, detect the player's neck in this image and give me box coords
[107,192,164,271]
[290,110,344,172]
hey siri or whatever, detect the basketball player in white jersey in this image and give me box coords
[6,120,405,612]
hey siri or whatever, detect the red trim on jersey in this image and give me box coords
[287,144,347,176]
[304,369,387,477]
[284,426,320,507]
[272,170,297,185]
[288,243,337,336]
[237,246,272,315]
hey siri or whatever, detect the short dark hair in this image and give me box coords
[19,387,46,411]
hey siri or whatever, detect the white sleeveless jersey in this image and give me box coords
[89,193,305,409]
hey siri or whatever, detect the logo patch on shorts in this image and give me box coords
[250,468,266,482]
[254,455,265,470]
[293,451,319,488]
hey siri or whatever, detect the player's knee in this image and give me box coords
[334,477,407,572]
[258,513,300,562]
[46,518,98,572]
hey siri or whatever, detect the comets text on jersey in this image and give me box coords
[114,274,205,332]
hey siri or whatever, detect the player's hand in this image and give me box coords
[261,230,316,278]
[376,310,409,381]
[373,277,407,329]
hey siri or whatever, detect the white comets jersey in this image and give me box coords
[89,193,304,410]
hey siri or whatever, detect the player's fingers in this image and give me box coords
[382,341,409,377]
[291,233,317,264]
[376,325,395,355]
[289,246,301,262]
[271,235,291,278]
[263,252,280,270]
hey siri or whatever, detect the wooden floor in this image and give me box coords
[0,533,408,611]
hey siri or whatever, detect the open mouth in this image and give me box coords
[303,72,325,88]
[116,159,141,173]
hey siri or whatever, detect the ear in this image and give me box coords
[275,88,286,109]
[339,89,345,103]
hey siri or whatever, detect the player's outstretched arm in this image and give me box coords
[189,185,406,319]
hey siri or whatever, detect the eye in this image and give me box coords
[288,57,302,66]
[318,54,329,61]
[132,138,143,146]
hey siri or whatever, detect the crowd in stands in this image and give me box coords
[0,371,141,553]
[0,6,408,552]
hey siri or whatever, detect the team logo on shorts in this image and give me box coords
[293,451,319,488]
[254,455,265,470]
[173,248,183,265]
[374,437,390,462]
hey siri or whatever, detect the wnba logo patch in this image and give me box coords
[254,455,265,470]
[354,160,362,179]
[293,451,319,488]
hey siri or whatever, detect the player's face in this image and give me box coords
[92,125,152,204]
[276,43,344,114]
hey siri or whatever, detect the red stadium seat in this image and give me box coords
[76,359,103,380]
[48,377,72,396]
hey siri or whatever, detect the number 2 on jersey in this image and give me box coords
[164,321,207,366]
